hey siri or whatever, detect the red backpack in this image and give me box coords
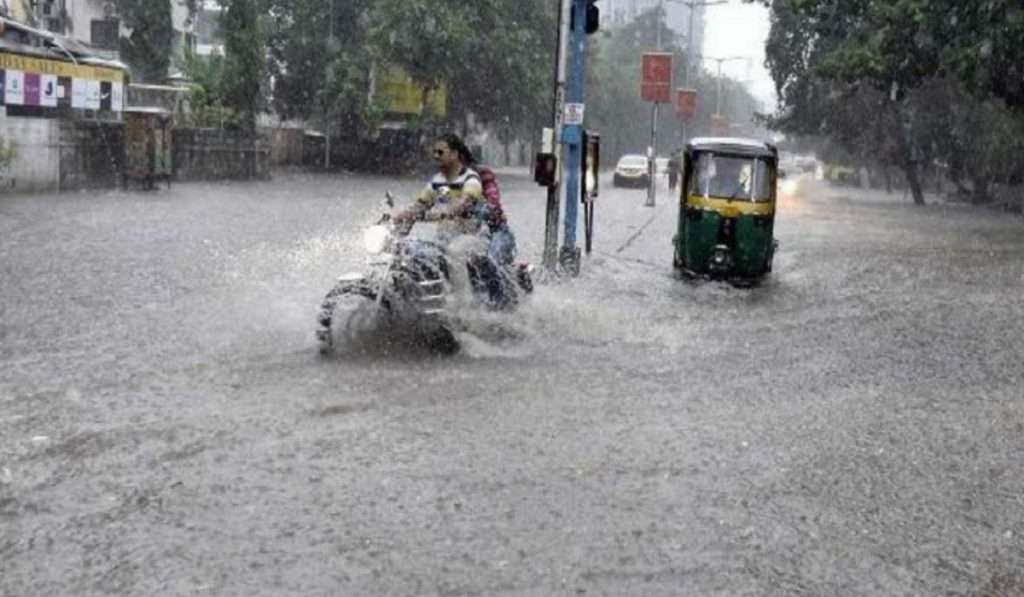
[476,166,507,230]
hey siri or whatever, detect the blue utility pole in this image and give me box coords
[559,0,590,275]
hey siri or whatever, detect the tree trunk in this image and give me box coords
[971,175,990,204]
[903,161,926,205]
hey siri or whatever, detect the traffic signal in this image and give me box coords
[534,152,558,187]
[585,0,600,35]
[582,130,600,200]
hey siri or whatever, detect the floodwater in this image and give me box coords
[2,170,1022,596]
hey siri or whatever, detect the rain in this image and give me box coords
[1,1,1023,595]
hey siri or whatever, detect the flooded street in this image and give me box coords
[2,172,1023,596]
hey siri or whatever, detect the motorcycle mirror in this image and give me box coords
[384,191,395,208]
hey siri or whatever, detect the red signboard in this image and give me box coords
[676,88,697,121]
[641,53,672,103]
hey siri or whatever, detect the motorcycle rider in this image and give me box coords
[395,133,485,238]
[395,133,511,305]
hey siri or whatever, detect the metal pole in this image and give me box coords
[673,0,729,142]
[646,1,664,208]
[716,60,723,116]
[560,0,588,274]
[682,0,695,144]
[657,0,663,48]
[544,0,573,271]
[645,103,657,207]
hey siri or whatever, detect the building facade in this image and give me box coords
[3,0,195,71]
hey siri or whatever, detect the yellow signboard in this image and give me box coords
[376,66,446,117]
[0,52,126,83]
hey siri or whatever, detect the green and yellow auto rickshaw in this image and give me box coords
[672,137,780,283]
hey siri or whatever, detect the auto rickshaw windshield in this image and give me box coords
[690,153,773,202]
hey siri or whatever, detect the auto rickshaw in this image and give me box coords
[672,137,780,282]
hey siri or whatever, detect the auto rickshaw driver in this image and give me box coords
[700,155,753,200]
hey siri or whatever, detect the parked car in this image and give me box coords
[613,154,650,187]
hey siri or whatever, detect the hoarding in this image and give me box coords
[641,53,672,103]
[376,66,447,117]
[676,88,697,121]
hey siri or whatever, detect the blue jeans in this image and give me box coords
[488,226,517,265]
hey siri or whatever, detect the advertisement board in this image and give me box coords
[641,53,672,103]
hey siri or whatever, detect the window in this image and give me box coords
[91,19,120,51]
[689,153,773,202]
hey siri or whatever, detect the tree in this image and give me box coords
[266,0,376,138]
[759,0,932,203]
[586,6,765,159]
[220,0,266,133]
[179,46,233,128]
[921,1,1024,111]
[114,0,175,83]
[365,0,558,136]
[756,0,1024,205]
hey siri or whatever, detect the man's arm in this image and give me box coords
[452,177,484,217]
[396,185,436,223]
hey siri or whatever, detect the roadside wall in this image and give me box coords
[266,127,304,166]
[173,128,271,181]
[0,114,60,192]
[59,121,124,190]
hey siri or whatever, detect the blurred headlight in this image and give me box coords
[363,225,391,254]
[781,179,799,196]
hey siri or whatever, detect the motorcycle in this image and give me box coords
[316,193,534,354]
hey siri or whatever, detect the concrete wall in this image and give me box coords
[174,128,271,181]
[0,116,273,193]
[59,120,123,190]
[266,127,304,166]
[0,113,61,192]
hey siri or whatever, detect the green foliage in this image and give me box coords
[114,0,175,83]
[757,0,1024,204]
[365,0,557,136]
[178,46,240,128]
[0,137,17,171]
[911,78,1024,202]
[220,0,267,132]
[262,0,557,143]
[917,1,1024,110]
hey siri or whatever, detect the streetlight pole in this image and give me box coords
[678,0,727,144]
[644,0,666,208]
[699,54,746,122]
[647,0,730,207]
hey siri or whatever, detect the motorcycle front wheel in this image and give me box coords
[316,285,386,355]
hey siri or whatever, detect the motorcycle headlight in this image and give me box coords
[363,225,391,254]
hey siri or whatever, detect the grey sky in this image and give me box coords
[702,1,776,111]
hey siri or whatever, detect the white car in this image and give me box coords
[613,154,650,187]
